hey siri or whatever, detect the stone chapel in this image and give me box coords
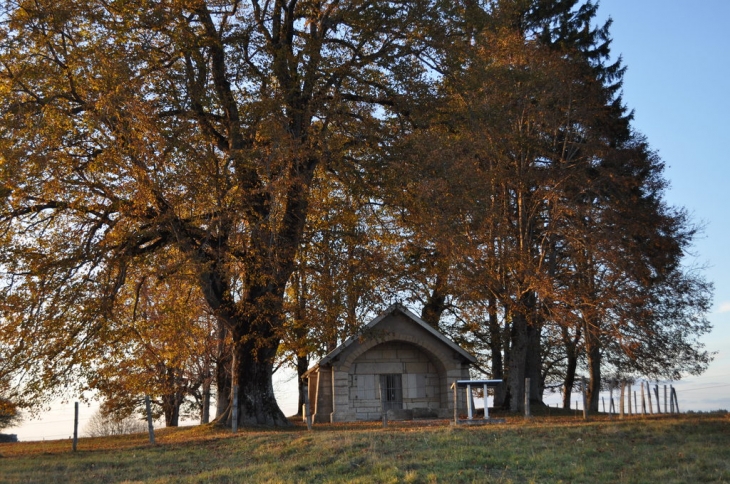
[303,303,476,422]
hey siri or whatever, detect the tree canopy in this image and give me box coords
[0,0,712,424]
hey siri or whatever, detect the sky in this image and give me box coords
[5,1,730,441]
[590,0,730,412]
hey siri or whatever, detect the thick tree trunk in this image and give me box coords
[231,341,289,426]
[212,287,290,427]
[507,290,539,413]
[206,161,312,427]
[215,341,288,426]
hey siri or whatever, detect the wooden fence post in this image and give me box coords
[627,383,632,416]
[619,381,625,419]
[483,383,490,420]
[524,378,531,418]
[581,377,588,420]
[645,381,650,414]
[654,385,661,413]
[672,387,680,414]
[452,383,458,425]
[646,382,654,414]
[664,385,668,414]
[629,390,639,415]
[608,386,614,418]
[303,382,313,431]
[641,383,646,415]
[73,402,79,452]
[145,395,155,444]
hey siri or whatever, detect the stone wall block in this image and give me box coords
[405,362,429,374]
[356,362,403,374]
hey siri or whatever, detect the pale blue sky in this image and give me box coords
[596,0,730,410]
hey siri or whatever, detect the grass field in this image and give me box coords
[1,412,729,483]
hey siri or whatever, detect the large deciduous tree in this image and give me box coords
[0,0,436,425]
[0,0,713,422]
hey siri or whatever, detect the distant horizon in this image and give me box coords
[4,364,728,442]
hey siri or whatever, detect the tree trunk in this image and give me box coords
[562,351,578,409]
[296,353,309,417]
[500,304,512,409]
[508,310,529,412]
[525,317,543,404]
[229,341,289,426]
[585,319,602,412]
[215,322,232,420]
[561,325,581,409]
[161,367,184,427]
[162,390,183,427]
[488,297,506,407]
[207,161,312,427]
[507,290,538,413]
[211,286,290,427]
[215,367,231,420]
[201,385,211,424]
[420,275,448,329]
[163,397,180,427]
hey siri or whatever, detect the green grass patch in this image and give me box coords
[1,414,728,483]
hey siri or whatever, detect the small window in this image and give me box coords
[380,374,403,411]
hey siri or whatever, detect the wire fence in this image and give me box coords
[512,374,730,414]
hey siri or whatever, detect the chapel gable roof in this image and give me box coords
[315,303,477,368]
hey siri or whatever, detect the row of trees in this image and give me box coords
[285,0,713,413]
[0,0,712,425]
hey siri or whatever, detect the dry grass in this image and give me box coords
[1,413,729,483]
